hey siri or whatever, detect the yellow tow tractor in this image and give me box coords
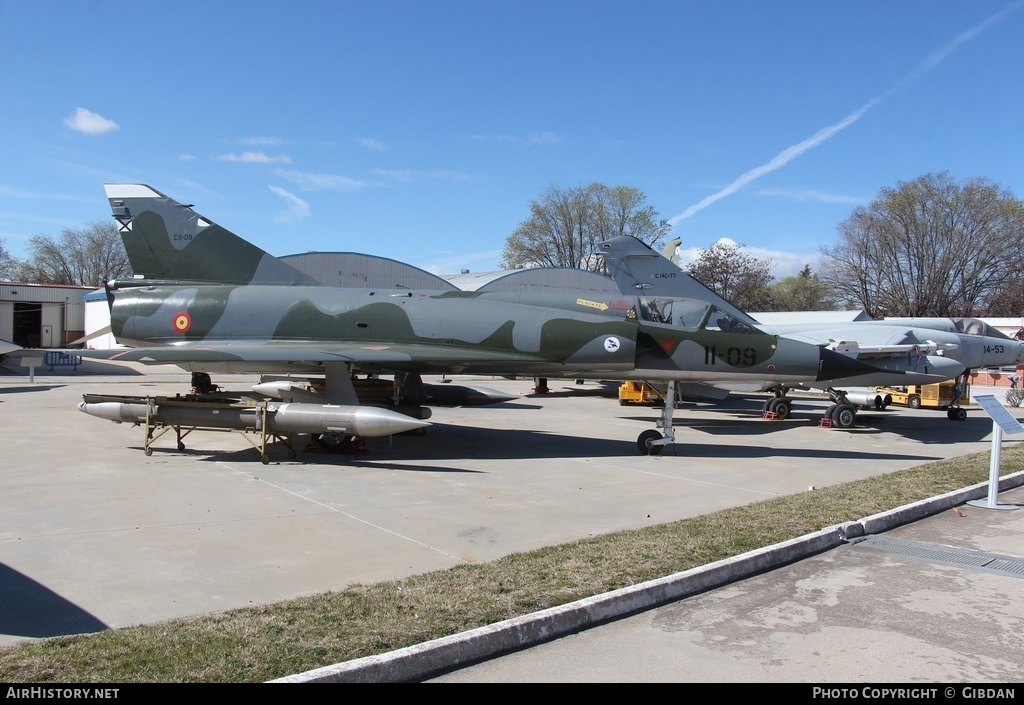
[618,381,667,405]
[872,380,971,420]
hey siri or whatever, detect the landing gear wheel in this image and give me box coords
[947,407,967,421]
[315,434,347,453]
[763,398,774,413]
[287,433,311,457]
[832,404,857,429]
[177,441,186,451]
[191,372,215,394]
[637,429,664,456]
[908,395,922,409]
[823,404,838,424]
[261,455,269,465]
[768,398,792,420]
[144,447,153,456]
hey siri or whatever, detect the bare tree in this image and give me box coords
[820,172,1024,317]
[689,241,773,311]
[501,183,670,271]
[985,271,1024,317]
[0,238,12,280]
[22,221,132,287]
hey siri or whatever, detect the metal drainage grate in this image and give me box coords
[848,536,1024,579]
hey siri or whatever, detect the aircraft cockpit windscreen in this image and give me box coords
[702,307,760,335]
[637,298,762,335]
[951,318,1013,339]
[638,297,709,329]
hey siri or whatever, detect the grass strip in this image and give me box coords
[2,444,1022,682]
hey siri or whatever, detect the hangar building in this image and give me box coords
[0,282,92,348]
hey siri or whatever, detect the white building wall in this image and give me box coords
[83,298,120,349]
[41,304,64,347]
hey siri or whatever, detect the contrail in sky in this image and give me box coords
[668,1,1023,228]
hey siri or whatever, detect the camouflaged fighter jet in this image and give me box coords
[599,235,1024,428]
[77,184,881,456]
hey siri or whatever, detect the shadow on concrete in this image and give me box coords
[114,420,962,469]
[621,401,1000,446]
[0,385,65,395]
[0,564,107,640]
[0,357,148,378]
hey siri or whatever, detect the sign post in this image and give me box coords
[968,395,1022,511]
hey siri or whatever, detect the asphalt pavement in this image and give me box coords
[1,356,1022,683]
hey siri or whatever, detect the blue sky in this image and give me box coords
[1,1,1022,279]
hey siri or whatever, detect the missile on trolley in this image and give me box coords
[77,400,430,438]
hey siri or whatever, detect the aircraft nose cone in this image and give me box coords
[815,347,885,382]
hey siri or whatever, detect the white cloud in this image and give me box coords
[0,185,91,202]
[756,187,865,205]
[63,108,119,135]
[268,185,310,223]
[373,168,470,183]
[669,99,879,226]
[274,169,379,191]
[668,4,1018,228]
[242,136,283,146]
[905,2,1021,83]
[357,137,389,152]
[670,237,823,279]
[216,151,292,164]
[523,131,561,146]
[177,153,198,162]
[469,131,562,147]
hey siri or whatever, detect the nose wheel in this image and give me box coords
[637,429,664,455]
[636,381,677,455]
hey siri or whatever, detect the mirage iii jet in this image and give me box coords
[77,184,882,457]
[599,235,1024,428]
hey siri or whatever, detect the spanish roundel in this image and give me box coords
[172,311,192,334]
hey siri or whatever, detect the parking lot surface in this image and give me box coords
[2,359,1021,682]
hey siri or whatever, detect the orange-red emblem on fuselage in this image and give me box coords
[172,312,192,334]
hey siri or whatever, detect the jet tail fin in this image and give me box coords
[599,236,760,325]
[104,184,318,285]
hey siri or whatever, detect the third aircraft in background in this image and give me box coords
[599,235,1024,429]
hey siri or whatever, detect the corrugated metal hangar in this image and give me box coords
[0,282,92,348]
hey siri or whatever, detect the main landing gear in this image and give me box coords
[762,394,793,420]
[190,372,221,395]
[821,394,858,429]
[764,386,860,429]
[944,371,971,421]
[637,381,678,455]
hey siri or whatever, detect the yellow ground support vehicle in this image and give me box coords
[618,381,666,405]
[873,380,971,420]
